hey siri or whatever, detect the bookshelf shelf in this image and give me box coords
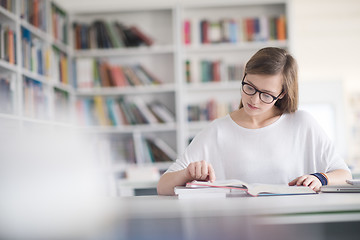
[0,5,17,21]
[20,19,50,41]
[76,84,176,96]
[186,81,241,92]
[21,68,51,84]
[52,38,70,53]
[74,45,175,58]
[53,82,75,94]
[0,59,18,72]
[79,122,177,134]
[184,40,288,53]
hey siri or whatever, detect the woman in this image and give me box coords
[157,47,351,196]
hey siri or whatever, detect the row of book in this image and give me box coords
[76,96,175,126]
[20,0,47,32]
[105,135,176,166]
[137,136,177,164]
[23,76,48,119]
[22,27,48,75]
[54,88,71,122]
[52,46,69,85]
[0,24,16,64]
[73,20,153,50]
[51,2,68,44]
[184,15,286,45]
[76,58,162,88]
[22,27,69,84]
[0,0,15,13]
[185,59,244,83]
[0,75,13,114]
[187,99,238,122]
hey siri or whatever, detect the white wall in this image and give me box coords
[291,0,360,167]
[292,0,360,90]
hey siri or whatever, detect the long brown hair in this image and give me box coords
[239,47,298,113]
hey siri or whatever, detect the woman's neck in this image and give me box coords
[230,107,282,129]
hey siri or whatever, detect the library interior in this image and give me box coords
[0,0,360,239]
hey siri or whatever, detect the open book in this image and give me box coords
[184,179,316,197]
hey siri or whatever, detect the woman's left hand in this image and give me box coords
[288,175,322,192]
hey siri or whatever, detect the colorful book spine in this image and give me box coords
[183,20,191,45]
[0,24,16,64]
[187,60,244,83]
[20,0,47,32]
[187,99,238,122]
[52,46,69,84]
[23,76,48,119]
[54,88,71,121]
[75,59,163,88]
[21,27,50,76]
[190,15,287,45]
[51,2,68,44]
[76,97,175,126]
[73,20,154,50]
[0,0,16,13]
[0,75,14,114]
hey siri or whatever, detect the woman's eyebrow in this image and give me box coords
[246,80,276,94]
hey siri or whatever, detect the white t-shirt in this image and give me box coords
[166,110,350,184]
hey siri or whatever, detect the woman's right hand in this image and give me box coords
[185,160,216,182]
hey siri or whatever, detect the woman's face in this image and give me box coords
[241,73,284,117]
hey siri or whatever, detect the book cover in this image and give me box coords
[174,186,228,199]
[129,26,153,46]
[186,180,316,197]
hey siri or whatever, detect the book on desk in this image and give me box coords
[175,179,316,199]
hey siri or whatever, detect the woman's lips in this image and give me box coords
[247,103,259,110]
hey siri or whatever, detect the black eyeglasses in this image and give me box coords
[241,74,283,104]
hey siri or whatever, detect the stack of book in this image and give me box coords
[73,20,153,49]
[76,59,162,89]
[76,97,175,126]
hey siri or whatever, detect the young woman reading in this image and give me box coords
[157,47,352,196]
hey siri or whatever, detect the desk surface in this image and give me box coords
[119,193,360,219]
[108,193,360,240]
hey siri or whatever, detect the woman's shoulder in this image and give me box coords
[284,110,322,129]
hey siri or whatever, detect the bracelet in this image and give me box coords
[311,172,328,185]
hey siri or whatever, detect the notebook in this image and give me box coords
[320,184,360,193]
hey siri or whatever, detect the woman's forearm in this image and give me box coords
[157,169,192,196]
[326,169,352,185]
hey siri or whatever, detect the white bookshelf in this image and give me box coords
[70,5,179,189]
[180,0,290,146]
[0,0,74,124]
[0,0,292,195]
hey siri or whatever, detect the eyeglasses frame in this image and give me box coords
[241,73,283,104]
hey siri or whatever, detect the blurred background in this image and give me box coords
[0,0,359,197]
[1,0,360,239]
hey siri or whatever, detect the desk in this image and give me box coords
[109,193,360,240]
